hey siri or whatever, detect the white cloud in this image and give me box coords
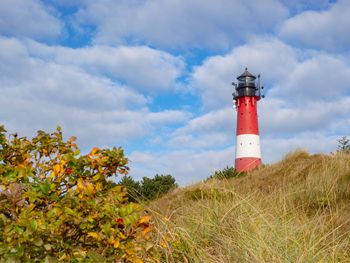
[167,107,234,149]
[191,38,298,109]
[0,37,190,148]
[279,0,350,52]
[74,0,288,49]
[262,134,337,164]
[127,127,341,185]
[0,0,62,40]
[0,38,147,111]
[173,107,234,135]
[128,147,235,185]
[26,41,185,93]
[259,97,350,136]
[269,54,350,101]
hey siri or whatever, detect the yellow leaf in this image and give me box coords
[112,240,120,248]
[125,248,135,255]
[73,250,87,257]
[139,215,151,224]
[28,203,35,211]
[77,178,84,193]
[87,232,100,240]
[85,182,95,195]
[96,182,103,191]
[53,164,61,175]
[58,253,67,260]
[119,232,127,239]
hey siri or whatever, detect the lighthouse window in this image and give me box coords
[245,77,255,83]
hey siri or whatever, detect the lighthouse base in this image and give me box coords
[235,157,261,172]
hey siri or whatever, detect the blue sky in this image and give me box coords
[0,0,349,185]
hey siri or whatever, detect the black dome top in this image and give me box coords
[237,68,256,80]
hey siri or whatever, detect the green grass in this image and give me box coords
[147,150,350,262]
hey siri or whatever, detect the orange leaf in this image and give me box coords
[90,147,100,155]
[141,224,154,236]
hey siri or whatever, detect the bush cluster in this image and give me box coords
[206,166,243,181]
[0,126,153,262]
[119,174,177,202]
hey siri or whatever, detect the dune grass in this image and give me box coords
[147,151,350,262]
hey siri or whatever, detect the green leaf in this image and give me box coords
[33,237,43,246]
[44,255,58,263]
[13,246,24,257]
[102,222,111,235]
[92,173,102,182]
[30,220,38,231]
[39,182,51,194]
[47,207,62,218]
[13,225,22,233]
[44,244,53,251]
[64,207,75,216]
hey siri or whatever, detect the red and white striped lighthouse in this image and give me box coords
[232,68,263,172]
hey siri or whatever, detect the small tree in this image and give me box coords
[0,126,153,262]
[337,136,350,154]
[140,174,177,200]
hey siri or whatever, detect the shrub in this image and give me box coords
[0,126,153,262]
[206,166,243,181]
[140,174,177,201]
[337,136,350,154]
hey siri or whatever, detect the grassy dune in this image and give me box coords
[147,151,350,262]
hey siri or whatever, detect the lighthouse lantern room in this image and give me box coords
[232,68,263,172]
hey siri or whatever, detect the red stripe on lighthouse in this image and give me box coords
[236,96,259,135]
[235,157,261,172]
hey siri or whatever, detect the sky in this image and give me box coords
[0,0,349,185]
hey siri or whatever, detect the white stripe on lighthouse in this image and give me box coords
[235,134,261,158]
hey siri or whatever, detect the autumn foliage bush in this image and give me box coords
[0,126,153,262]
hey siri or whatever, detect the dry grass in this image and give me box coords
[147,150,350,262]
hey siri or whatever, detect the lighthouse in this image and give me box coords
[232,68,263,172]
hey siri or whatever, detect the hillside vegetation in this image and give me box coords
[148,151,350,262]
